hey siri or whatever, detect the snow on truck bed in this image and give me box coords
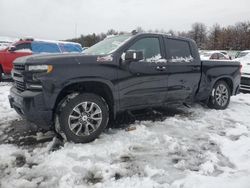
[0,83,250,188]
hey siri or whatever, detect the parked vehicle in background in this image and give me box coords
[9,33,241,143]
[0,38,82,81]
[200,51,231,60]
[234,52,250,92]
[0,41,12,50]
[0,37,16,50]
[220,51,232,59]
[235,50,250,59]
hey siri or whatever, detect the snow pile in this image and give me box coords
[0,83,18,128]
[0,83,250,188]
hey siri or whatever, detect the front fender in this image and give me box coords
[48,77,119,118]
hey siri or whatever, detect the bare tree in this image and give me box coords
[189,23,207,49]
[67,21,250,50]
[206,24,221,49]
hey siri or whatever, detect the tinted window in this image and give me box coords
[165,38,192,60]
[128,37,162,61]
[31,42,61,53]
[15,43,32,50]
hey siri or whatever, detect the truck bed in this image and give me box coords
[195,60,241,101]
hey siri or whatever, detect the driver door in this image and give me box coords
[118,36,168,110]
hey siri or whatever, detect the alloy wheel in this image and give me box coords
[215,84,229,107]
[68,101,102,136]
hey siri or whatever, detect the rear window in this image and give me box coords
[164,38,193,61]
[31,41,61,53]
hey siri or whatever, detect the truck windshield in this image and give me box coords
[83,35,131,55]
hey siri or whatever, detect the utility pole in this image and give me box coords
[75,23,78,38]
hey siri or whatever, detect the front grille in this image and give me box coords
[15,80,26,92]
[241,77,250,85]
[14,64,25,71]
[13,63,26,92]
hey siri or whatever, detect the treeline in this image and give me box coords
[67,29,123,48]
[67,21,250,50]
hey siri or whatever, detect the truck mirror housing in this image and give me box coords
[125,50,143,61]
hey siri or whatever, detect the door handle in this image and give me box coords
[156,66,166,71]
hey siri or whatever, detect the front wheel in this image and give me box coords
[0,68,2,82]
[58,93,109,143]
[207,80,231,110]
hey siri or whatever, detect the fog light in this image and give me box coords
[26,84,42,89]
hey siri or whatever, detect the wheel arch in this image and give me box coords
[54,79,117,119]
[212,76,234,96]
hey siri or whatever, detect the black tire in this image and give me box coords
[58,93,109,143]
[0,68,2,82]
[207,80,231,110]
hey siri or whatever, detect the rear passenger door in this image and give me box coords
[164,38,201,102]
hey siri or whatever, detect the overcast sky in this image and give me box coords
[0,0,250,40]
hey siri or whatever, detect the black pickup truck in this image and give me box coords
[9,33,241,143]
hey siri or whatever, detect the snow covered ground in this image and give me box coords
[0,82,250,188]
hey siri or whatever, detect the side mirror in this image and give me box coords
[8,46,16,52]
[125,50,143,62]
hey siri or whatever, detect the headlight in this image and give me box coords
[28,65,53,73]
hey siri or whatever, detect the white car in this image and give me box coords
[235,50,250,59]
[235,51,250,92]
[200,51,230,60]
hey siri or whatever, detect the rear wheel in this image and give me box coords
[207,80,231,110]
[58,93,109,143]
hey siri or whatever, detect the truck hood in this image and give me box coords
[13,53,108,65]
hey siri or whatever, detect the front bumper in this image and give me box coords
[9,87,53,130]
[240,75,250,92]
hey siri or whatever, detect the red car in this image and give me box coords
[0,38,82,81]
